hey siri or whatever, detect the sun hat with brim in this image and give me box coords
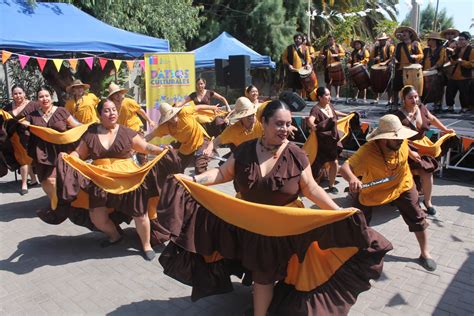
[395,26,420,42]
[158,102,182,126]
[426,32,445,41]
[107,82,128,98]
[228,97,257,122]
[66,79,90,93]
[440,28,460,39]
[350,39,366,48]
[366,114,418,142]
[377,33,390,40]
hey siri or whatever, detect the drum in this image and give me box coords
[442,62,454,80]
[298,67,318,93]
[422,70,444,103]
[403,64,424,95]
[348,64,371,90]
[328,62,345,86]
[370,64,391,93]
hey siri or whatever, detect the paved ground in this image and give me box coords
[0,153,473,315]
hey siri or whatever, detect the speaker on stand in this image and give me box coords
[215,59,230,86]
[278,91,307,112]
[229,55,252,89]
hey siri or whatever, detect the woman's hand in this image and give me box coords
[20,120,31,127]
[175,173,193,181]
[410,151,422,163]
[443,128,455,134]
[148,121,157,130]
[348,176,363,193]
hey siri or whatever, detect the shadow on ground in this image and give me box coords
[0,195,49,222]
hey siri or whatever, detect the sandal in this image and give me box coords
[423,201,436,216]
[143,250,156,261]
[418,256,437,271]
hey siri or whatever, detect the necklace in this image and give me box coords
[259,138,280,159]
[319,104,332,117]
[376,142,400,176]
[40,106,55,122]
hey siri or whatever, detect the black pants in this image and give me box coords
[445,79,472,109]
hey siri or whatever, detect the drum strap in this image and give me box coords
[287,45,307,67]
[396,42,419,65]
[423,47,442,68]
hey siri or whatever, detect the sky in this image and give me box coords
[396,0,473,32]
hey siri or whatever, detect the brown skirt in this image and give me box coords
[157,177,393,314]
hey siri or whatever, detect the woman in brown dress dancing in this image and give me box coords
[395,85,455,215]
[306,87,348,193]
[157,100,392,315]
[21,86,81,199]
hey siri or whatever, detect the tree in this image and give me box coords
[402,3,454,34]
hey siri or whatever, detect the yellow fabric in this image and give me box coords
[398,43,424,68]
[11,133,32,165]
[337,113,355,142]
[151,104,209,155]
[194,109,228,124]
[452,47,474,80]
[348,140,414,206]
[325,44,345,65]
[422,47,448,70]
[176,176,357,236]
[117,97,143,132]
[353,49,370,65]
[0,109,13,120]
[62,149,168,194]
[370,44,395,63]
[411,132,456,157]
[282,45,312,69]
[219,120,263,147]
[29,123,92,145]
[64,93,100,124]
[255,100,271,122]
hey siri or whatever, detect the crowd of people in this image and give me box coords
[0,27,467,316]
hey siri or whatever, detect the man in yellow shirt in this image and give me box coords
[282,33,313,96]
[65,79,100,124]
[340,114,437,271]
[107,82,156,165]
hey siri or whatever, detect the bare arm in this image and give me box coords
[203,136,221,157]
[195,104,219,112]
[192,156,235,186]
[299,166,340,209]
[335,110,348,117]
[138,108,157,129]
[66,115,82,128]
[306,115,317,131]
[132,134,165,155]
[213,92,230,111]
[426,111,455,133]
[67,141,89,160]
[174,96,192,108]
[339,161,362,193]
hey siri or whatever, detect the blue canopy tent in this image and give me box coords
[193,32,275,69]
[0,0,169,58]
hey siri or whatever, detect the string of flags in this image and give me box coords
[1,50,146,73]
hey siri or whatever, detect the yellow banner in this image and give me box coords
[144,53,195,124]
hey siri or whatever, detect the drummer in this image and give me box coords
[282,33,313,97]
[348,39,370,103]
[440,28,460,59]
[421,32,448,113]
[392,26,423,111]
[370,33,395,103]
[321,35,346,99]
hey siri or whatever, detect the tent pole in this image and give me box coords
[3,62,11,101]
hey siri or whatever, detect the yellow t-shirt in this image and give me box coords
[150,104,208,155]
[347,140,414,206]
[220,120,263,147]
[117,97,143,132]
[65,93,100,124]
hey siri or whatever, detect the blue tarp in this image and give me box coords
[0,0,169,57]
[193,32,275,69]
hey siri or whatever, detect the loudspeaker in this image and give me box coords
[279,91,307,112]
[229,55,251,89]
[215,59,230,86]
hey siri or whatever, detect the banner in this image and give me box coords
[144,52,195,124]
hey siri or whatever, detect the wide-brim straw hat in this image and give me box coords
[350,39,365,48]
[66,79,90,93]
[228,97,257,122]
[366,114,418,142]
[107,82,128,98]
[377,33,390,40]
[440,28,460,39]
[158,102,182,126]
[426,31,444,41]
[395,26,420,42]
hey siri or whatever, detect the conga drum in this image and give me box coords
[328,62,345,86]
[298,67,318,93]
[422,70,444,103]
[348,64,371,90]
[442,62,454,80]
[370,64,391,93]
[403,64,424,95]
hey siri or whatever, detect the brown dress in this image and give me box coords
[25,107,76,182]
[42,123,181,245]
[189,90,228,137]
[309,105,343,178]
[156,139,392,315]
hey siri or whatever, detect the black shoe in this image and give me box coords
[143,250,156,261]
[444,107,455,113]
[19,189,28,195]
[27,180,40,187]
[418,256,437,271]
[423,201,436,215]
[100,236,123,248]
[326,186,339,194]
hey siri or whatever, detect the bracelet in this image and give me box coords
[192,175,197,183]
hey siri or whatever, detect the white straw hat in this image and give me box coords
[107,82,128,98]
[228,97,257,122]
[366,114,418,142]
[158,102,181,125]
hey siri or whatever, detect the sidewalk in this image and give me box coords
[0,165,472,315]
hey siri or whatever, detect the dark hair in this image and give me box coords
[11,84,26,93]
[293,33,303,41]
[245,85,257,94]
[36,85,53,97]
[97,99,115,115]
[401,85,417,99]
[196,77,206,84]
[315,86,328,98]
[261,100,290,123]
[459,31,471,40]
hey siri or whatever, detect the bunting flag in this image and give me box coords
[18,55,30,69]
[360,122,370,134]
[462,137,474,151]
[36,57,47,72]
[98,57,108,70]
[53,59,63,72]
[2,50,12,64]
[126,60,135,71]
[113,59,122,72]
[68,58,78,71]
[84,57,94,70]
[139,60,145,71]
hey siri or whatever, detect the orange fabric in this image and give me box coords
[452,48,474,80]
[203,251,225,263]
[117,97,143,132]
[348,140,414,206]
[219,120,263,147]
[361,122,369,133]
[64,93,100,124]
[147,196,159,220]
[29,123,92,144]
[462,137,474,151]
[398,43,424,68]
[282,45,312,69]
[176,176,357,236]
[422,47,448,70]
[337,113,355,142]
[194,109,228,124]
[11,133,32,165]
[256,100,271,122]
[411,132,456,157]
[0,109,13,120]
